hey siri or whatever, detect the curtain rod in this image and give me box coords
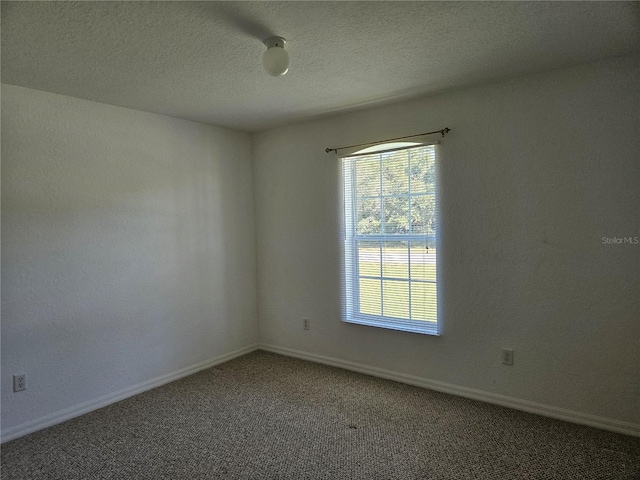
[325,127,450,154]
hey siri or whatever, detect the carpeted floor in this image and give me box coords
[2,350,639,479]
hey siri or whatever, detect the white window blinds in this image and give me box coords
[342,143,440,335]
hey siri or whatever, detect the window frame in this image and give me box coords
[341,142,441,336]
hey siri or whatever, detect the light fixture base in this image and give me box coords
[263,36,286,49]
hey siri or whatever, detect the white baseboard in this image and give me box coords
[259,343,640,438]
[4,342,637,442]
[1,344,260,443]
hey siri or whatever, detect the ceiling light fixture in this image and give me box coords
[262,36,289,77]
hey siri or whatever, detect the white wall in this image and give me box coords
[1,85,258,433]
[252,54,640,427]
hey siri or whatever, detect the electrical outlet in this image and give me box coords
[303,318,310,330]
[502,349,514,366]
[13,374,26,392]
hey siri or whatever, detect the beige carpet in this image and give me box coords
[2,350,639,479]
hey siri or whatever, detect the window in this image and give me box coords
[341,142,440,335]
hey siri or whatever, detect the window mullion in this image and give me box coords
[379,152,384,235]
[407,149,412,320]
[378,153,384,317]
[379,240,384,316]
[408,148,412,235]
[351,160,360,316]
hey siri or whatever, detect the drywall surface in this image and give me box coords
[252,54,640,425]
[1,85,258,431]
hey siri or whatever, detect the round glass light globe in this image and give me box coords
[263,46,289,76]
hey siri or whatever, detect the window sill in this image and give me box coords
[343,315,440,336]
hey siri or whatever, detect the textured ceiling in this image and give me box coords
[2,1,639,132]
